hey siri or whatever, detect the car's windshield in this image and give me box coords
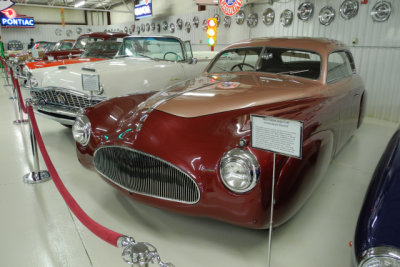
[56,41,74,51]
[34,42,52,50]
[208,47,321,80]
[118,37,185,61]
[73,37,105,50]
[44,43,57,52]
[80,41,122,59]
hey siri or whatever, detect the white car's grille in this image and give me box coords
[31,89,103,109]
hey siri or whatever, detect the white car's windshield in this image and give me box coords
[118,37,185,61]
[208,47,321,80]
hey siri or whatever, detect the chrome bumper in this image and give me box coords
[33,103,79,125]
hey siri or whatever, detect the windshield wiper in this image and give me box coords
[276,69,310,76]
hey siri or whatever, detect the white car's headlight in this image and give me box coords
[30,77,39,88]
[361,256,400,267]
[219,148,259,193]
[23,65,30,75]
[72,114,91,146]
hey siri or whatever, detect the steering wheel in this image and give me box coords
[163,52,182,61]
[230,63,255,71]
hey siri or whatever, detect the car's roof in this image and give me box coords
[60,39,75,42]
[78,32,129,38]
[224,37,348,56]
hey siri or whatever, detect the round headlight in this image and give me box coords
[219,148,260,193]
[72,115,91,146]
[30,77,39,88]
[361,256,400,267]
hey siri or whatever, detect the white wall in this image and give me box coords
[1,25,106,49]
[109,0,400,123]
[13,6,86,24]
[1,0,399,122]
[0,6,108,49]
[110,4,135,25]
[109,0,200,25]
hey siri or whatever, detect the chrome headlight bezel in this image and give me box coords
[359,247,400,267]
[72,114,91,146]
[30,77,39,88]
[219,148,260,193]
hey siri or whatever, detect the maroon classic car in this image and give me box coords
[42,32,128,61]
[73,38,366,228]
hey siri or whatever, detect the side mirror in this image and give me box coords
[189,57,198,64]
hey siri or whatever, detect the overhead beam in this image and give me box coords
[14,3,134,13]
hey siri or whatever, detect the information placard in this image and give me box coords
[251,115,303,159]
[82,74,100,92]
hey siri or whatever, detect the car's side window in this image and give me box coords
[327,51,353,83]
[345,52,356,74]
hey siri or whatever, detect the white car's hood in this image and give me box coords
[40,57,193,98]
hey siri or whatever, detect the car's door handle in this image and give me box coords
[353,93,360,96]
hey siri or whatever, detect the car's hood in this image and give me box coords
[26,57,104,70]
[149,73,322,118]
[40,57,188,98]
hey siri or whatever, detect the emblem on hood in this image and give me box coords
[216,82,240,89]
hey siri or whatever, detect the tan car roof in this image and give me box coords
[224,37,348,57]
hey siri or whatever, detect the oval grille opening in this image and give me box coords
[93,146,200,204]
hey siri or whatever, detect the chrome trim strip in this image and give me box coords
[33,104,78,125]
[358,246,400,266]
[93,145,201,204]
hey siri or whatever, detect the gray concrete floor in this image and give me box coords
[0,73,398,267]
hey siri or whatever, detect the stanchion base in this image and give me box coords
[23,171,51,184]
[13,119,29,125]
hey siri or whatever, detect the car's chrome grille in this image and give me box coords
[31,89,102,109]
[93,146,200,204]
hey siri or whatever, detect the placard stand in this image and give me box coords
[267,153,276,267]
[250,114,303,267]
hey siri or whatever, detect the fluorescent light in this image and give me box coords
[74,1,85,8]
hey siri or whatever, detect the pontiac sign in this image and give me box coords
[1,17,34,27]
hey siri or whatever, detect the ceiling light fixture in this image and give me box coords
[74,1,85,8]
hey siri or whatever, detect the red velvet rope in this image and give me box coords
[13,73,27,114]
[27,106,124,247]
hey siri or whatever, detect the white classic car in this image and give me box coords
[29,36,216,126]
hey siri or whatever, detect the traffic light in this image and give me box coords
[206,18,217,47]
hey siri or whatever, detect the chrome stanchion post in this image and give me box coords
[4,62,11,86]
[23,99,51,184]
[9,67,16,100]
[12,71,28,125]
